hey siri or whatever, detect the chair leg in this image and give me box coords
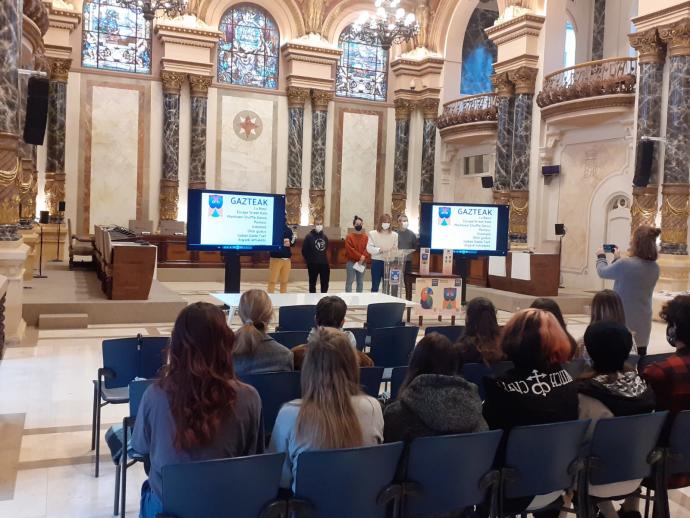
[114,456,121,516]
[91,383,97,451]
[94,402,102,477]
[121,425,128,518]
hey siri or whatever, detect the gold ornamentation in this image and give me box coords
[421,98,440,120]
[188,74,212,97]
[159,179,179,221]
[45,171,65,216]
[287,87,310,108]
[659,19,690,57]
[308,188,325,224]
[310,90,333,112]
[507,66,538,95]
[285,187,302,225]
[48,58,71,82]
[391,192,407,225]
[660,184,690,246]
[394,98,414,121]
[491,72,514,98]
[160,71,186,94]
[629,28,666,64]
[631,186,659,232]
[414,0,430,50]
[304,0,326,35]
[493,190,511,206]
[0,159,19,185]
[188,180,206,190]
[509,190,529,240]
[23,0,49,35]
[0,196,21,226]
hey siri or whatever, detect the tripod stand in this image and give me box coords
[34,223,47,279]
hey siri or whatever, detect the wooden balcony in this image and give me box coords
[536,57,637,126]
[438,93,498,145]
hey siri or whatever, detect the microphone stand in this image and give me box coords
[34,222,47,279]
[51,213,63,262]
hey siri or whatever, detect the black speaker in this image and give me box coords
[542,165,561,176]
[555,224,566,236]
[481,176,494,188]
[633,139,655,187]
[58,201,66,212]
[23,76,50,145]
[39,210,50,224]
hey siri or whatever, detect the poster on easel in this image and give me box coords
[414,277,440,318]
[442,249,454,275]
[420,247,431,275]
[438,278,463,319]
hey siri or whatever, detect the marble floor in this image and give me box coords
[1,280,689,517]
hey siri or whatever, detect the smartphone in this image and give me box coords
[603,244,616,253]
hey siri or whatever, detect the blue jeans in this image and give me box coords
[345,261,364,293]
[140,480,163,518]
[371,259,384,293]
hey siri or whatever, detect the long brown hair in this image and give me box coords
[501,309,572,370]
[159,302,237,450]
[296,328,364,449]
[630,225,660,261]
[376,213,392,232]
[234,289,273,355]
[463,297,503,363]
[590,289,626,325]
[400,333,458,394]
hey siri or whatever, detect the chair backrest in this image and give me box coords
[278,305,317,332]
[369,326,419,368]
[129,379,157,417]
[503,419,590,499]
[390,366,408,399]
[668,410,690,476]
[161,453,285,518]
[424,325,465,343]
[366,303,405,330]
[241,371,302,435]
[268,330,310,350]
[587,412,669,486]
[404,431,503,516]
[638,353,674,375]
[102,338,140,389]
[359,367,384,397]
[294,443,404,518]
[138,336,169,379]
[461,363,493,401]
[492,361,514,376]
[345,327,367,351]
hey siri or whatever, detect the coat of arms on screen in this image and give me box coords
[233,110,263,141]
[209,195,223,217]
[438,206,451,226]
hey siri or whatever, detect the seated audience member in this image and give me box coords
[132,303,264,518]
[269,328,383,490]
[575,289,638,359]
[384,332,487,444]
[292,295,373,369]
[578,321,655,518]
[456,297,504,365]
[233,289,293,377]
[530,298,577,357]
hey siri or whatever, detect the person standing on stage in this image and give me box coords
[344,215,369,293]
[302,217,330,293]
[268,217,296,293]
[367,214,398,293]
[396,214,418,300]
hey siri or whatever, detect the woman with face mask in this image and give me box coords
[301,217,330,293]
[344,216,369,293]
[366,213,398,293]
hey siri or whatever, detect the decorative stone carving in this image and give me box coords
[310,89,333,112]
[188,74,212,97]
[159,179,179,221]
[287,87,309,108]
[421,98,439,120]
[491,72,514,98]
[161,71,185,94]
[659,18,690,57]
[304,0,326,35]
[285,187,302,226]
[308,188,325,224]
[391,192,407,227]
[509,190,529,243]
[629,28,666,64]
[508,66,538,95]
[48,58,71,82]
[415,0,430,50]
[631,186,659,232]
[394,98,414,120]
[493,190,511,207]
[660,183,690,255]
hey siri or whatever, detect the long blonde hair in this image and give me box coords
[296,328,364,449]
[234,289,273,355]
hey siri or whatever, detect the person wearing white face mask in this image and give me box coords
[367,213,398,293]
[396,214,418,300]
[302,217,330,293]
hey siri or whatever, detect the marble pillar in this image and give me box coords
[17,75,36,228]
[420,98,439,205]
[659,20,690,255]
[392,98,413,224]
[159,71,185,222]
[507,66,537,245]
[491,72,514,195]
[629,29,666,233]
[591,0,606,61]
[309,90,332,223]
[188,75,212,191]
[45,58,70,219]
[286,87,309,225]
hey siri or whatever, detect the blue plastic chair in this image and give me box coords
[91,334,168,477]
[424,325,465,343]
[290,443,405,518]
[277,305,317,332]
[500,419,591,516]
[268,330,310,350]
[638,353,674,375]
[369,326,419,369]
[345,327,367,351]
[365,302,405,330]
[461,363,493,401]
[159,453,286,518]
[390,366,408,399]
[403,431,503,517]
[242,371,302,437]
[360,367,384,397]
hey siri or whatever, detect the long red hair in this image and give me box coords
[159,302,237,450]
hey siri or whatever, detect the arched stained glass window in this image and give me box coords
[460,6,498,95]
[564,20,576,68]
[217,4,280,89]
[81,0,152,74]
[336,25,388,102]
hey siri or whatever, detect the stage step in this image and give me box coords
[38,313,89,330]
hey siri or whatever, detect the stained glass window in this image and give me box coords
[564,20,576,68]
[460,7,498,95]
[217,4,280,89]
[336,25,388,102]
[81,0,152,74]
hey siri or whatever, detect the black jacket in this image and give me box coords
[270,225,296,259]
[301,230,329,264]
[578,371,656,417]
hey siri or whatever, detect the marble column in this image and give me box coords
[658,20,690,255]
[17,75,36,228]
[188,75,212,191]
[491,72,514,206]
[45,58,70,219]
[419,98,439,205]
[309,90,332,223]
[591,0,606,61]
[159,71,185,222]
[286,87,309,225]
[629,29,666,232]
[392,98,413,224]
[507,66,537,245]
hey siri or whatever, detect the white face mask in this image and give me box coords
[400,221,409,229]
[315,225,323,232]
[381,223,390,230]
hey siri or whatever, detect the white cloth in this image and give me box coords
[366,230,398,261]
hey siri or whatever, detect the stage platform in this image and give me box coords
[22,264,187,326]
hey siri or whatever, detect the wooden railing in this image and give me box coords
[437,93,498,129]
[536,57,637,108]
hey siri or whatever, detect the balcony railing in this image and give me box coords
[437,93,498,129]
[536,57,637,109]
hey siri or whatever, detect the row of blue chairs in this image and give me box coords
[150,411,690,518]
[275,302,408,333]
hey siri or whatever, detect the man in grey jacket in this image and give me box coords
[396,214,418,300]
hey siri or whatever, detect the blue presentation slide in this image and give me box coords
[430,204,498,251]
[200,192,274,247]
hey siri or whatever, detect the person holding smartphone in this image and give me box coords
[268,216,296,293]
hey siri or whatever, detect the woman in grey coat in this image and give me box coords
[595,226,661,355]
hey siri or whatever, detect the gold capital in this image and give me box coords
[188,75,212,97]
[394,98,414,120]
[491,72,514,97]
[659,18,690,57]
[421,98,440,120]
[287,87,310,108]
[311,89,334,111]
[507,66,538,95]
[629,28,666,64]
[160,71,186,94]
[49,58,72,82]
